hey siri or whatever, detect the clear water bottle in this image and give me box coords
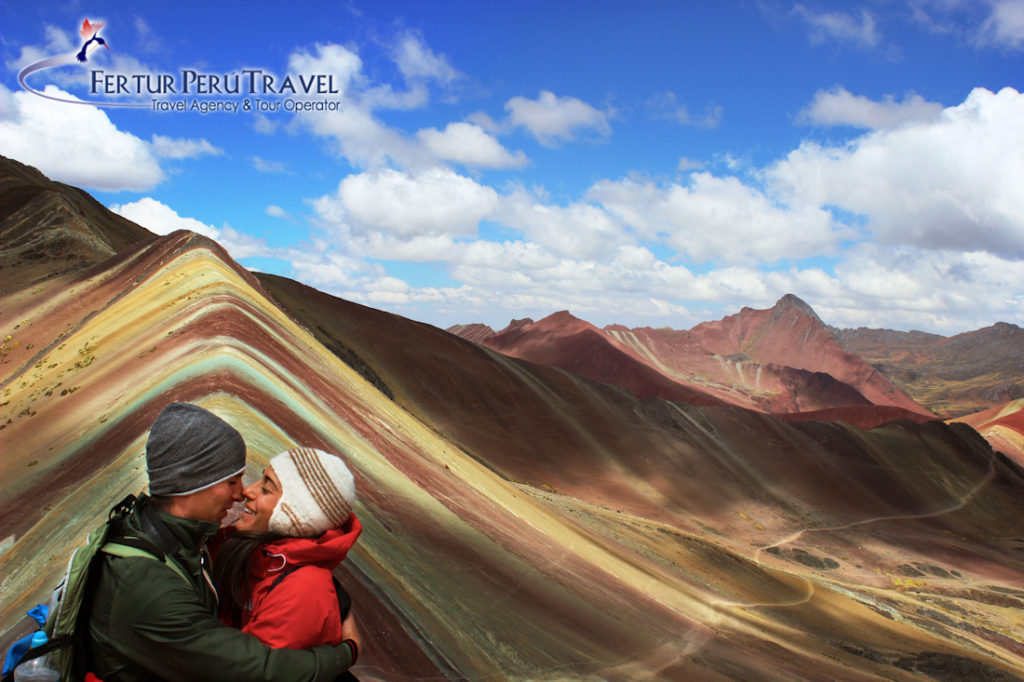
[13,631,59,681]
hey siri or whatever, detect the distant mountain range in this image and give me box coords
[833,323,1024,418]
[2,154,1023,681]
[451,297,1022,422]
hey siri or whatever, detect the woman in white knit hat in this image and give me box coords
[212,447,363,664]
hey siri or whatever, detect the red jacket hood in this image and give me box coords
[248,513,362,577]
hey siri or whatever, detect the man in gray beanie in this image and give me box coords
[85,402,360,682]
[145,402,248,523]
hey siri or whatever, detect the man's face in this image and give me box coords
[179,474,245,523]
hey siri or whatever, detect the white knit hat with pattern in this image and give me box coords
[268,447,356,538]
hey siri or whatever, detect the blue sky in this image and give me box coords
[2,1,1023,334]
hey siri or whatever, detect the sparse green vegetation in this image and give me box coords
[75,339,98,369]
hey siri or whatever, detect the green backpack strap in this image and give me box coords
[101,542,190,585]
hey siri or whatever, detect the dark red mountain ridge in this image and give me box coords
[453,295,936,428]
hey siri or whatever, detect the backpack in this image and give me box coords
[2,495,187,682]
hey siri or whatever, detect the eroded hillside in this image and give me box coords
[836,325,1024,418]
[2,159,1023,680]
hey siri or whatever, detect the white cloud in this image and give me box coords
[906,0,1024,52]
[271,42,1024,333]
[312,167,629,262]
[465,110,500,133]
[284,245,373,291]
[215,225,271,260]
[416,122,528,169]
[648,91,723,129]
[313,168,499,239]
[361,80,431,111]
[439,240,750,321]
[296,102,431,169]
[133,17,159,53]
[252,156,287,173]
[351,31,461,113]
[266,205,287,218]
[392,31,459,83]
[287,43,605,171]
[0,85,162,191]
[252,114,277,135]
[821,244,1024,332]
[350,234,459,262]
[287,43,363,95]
[287,43,430,115]
[793,5,881,47]
[678,157,705,172]
[977,0,1024,50]
[910,0,988,31]
[284,43,433,169]
[150,135,223,159]
[293,195,1024,333]
[494,190,628,260]
[453,239,559,273]
[799,87,944,129]
[109,197,269,260]
[505,90,612,146]
[769,87,1024,257]
[588,173,839,264]
[109,197,220,238]
[0,85,16,119]
[6,25,78,88]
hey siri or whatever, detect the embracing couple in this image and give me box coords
[86,402,364,682]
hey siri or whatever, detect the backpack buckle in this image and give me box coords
[109,494,137,521]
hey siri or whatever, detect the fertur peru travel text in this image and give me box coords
[91,69,341,96]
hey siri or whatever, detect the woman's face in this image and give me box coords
[234,466,283,533]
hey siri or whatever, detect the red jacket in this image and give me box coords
[233,515,362,648]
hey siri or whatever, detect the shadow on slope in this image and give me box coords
[0,155,153,295]
[259,270,1024,679]
[0,156,1021,678]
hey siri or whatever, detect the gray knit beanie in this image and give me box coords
[268,447,356,537]
[146,402,247,496]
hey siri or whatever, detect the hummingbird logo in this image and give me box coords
[18,18,145,108]
[76,19,109,63]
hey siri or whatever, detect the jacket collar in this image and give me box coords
[133,494,220,552]
[157,506,220,550]
[250,514,362,577]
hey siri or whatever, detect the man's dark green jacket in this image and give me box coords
[87,496,354,682]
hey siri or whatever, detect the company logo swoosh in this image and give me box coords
[18,54,148,108]
[19,19,149,109]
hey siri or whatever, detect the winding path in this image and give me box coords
[713,456,997,609]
